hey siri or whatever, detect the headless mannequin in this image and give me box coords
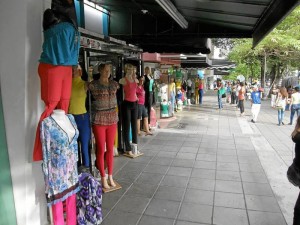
[144,67,154,123]
[119,66,138,156]
[51,109,75,142]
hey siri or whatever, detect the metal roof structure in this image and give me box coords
[94,0,299,54]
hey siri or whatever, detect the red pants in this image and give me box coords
[33,63,72,161]
[93,124,117,177]
[52,194,76,225]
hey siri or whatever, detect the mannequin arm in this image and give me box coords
[119,78,126,85]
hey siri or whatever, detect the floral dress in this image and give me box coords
[77,173,103,225]
[41,115,80,206]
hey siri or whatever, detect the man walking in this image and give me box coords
[250,85,261,123]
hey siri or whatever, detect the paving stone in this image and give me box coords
[115,195,150,214]
[217,162,240,171]
[240,172,269,183]
[245,195,282,212]
[191,168,216,180]
[179,146,199,153]
[214,192,245,209]
[196,153,217,162]
[157,151,178,158]
[213,207,249,225]
[176,152,197,160]
[216,170,241,181]
[248,210,287,225]
[160,175,189,188]
[171,159,196,168]
[101,210,140,225]
[154,186,185,202]
[149,157,173,166]
[183,188,214,205]
[194,160,216,169]
[243,182,274,196]
[125,183,158,198]
[175,221,207,225]
[215,180,243,194]
[188,177,215,191]
[135,172,164,185]
[144,199,180,219]
[144,164,169,174]
[178,202,213,224]
[138,215,174,225]
[167,167,193,177]
[182,141,201,148]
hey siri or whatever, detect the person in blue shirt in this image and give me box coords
[250,85,261,123]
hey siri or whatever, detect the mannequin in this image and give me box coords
[187,78,192,105]
[119,64,138,156]
[168,78,176,115]
[33,3,80,162]
[144,67,154,123]
[194,78,199,104]
[41,109,79,225]
[69,65,90,170]
[136,75,152,136]
[89,63,119,189]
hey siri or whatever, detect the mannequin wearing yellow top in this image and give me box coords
[194,78,199,104]
[69,65,91,170]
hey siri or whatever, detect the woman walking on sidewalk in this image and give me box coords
[290,86,300,125]
[275,87,288,126]
[250,85,261,123]
[238,82,246,116]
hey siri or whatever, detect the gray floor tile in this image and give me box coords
[185,137,202,142]
[162,145,181,152]
[141,150,159,157]
[217,162,240,171]
[217,144,236,150]
[191,168,216,180]
[239,163,265,173]
[176,221,207,225]
[101,210,140,225]
[102,193,123,209]
[183,189,214,205]
[182,141,201,148]
[144,164,169,174]
[243,182,274,196]
[138,215,174,225]
[188,177,215,191]
[194,160,216,169]
[248,210,287,225]
[157,151,178,158]
[130,156,153,163]
[215,180,243,193]
[240,172,269,183]
[198,148,218,154]
[214,192,245,209]
[154,186,185,202]
[167,167,193,177]
[171,159,196,168]
[216,170,241,181]
[115,195,150,213]
[176,152,197,160]
[217,155,238,163]
[125,183,158,198]
[121,162,148,172]
[135,172,164,185]
[145,199,180,219]
[179,146,199,153]
[114,170,141,182]
[237,150,258,156]
[245,195,282,212]
[196,153,217,162]
[160,175,189,188]
[213,207,249,225]
[238,156,261,164]
[200,143,218,149]
[149,157,173,166]
[165,140,185,146]
[178,202,213,224]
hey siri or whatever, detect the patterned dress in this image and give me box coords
[40,114,80,206]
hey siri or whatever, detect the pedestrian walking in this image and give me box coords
[290,86,300,125]
[275,87,288,126]
[250,85,261,123]
[198,79,204,105]
[215,79,225,110]
[271,85,278,107]
[238,82,246,116]
[231,82,236,104]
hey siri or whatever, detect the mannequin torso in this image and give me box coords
[51,109,75,142]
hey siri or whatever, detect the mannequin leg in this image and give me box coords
[33,63,70,161]
[143,117,152,134]
[137,119,141,135]
[131,102,138,145]
[56,68,72,112]
[122,102,131,152]
[52,202,64,225]
[93,125,109,189]
[66,194,76,225]
[106,124,117,187]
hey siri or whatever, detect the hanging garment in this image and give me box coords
[77,173,103,225]
[41,114,80,206]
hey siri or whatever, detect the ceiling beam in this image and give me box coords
[252,0,300,47]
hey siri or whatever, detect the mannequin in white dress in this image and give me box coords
[51,109,76,142]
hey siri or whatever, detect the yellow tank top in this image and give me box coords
[69,76,87,115]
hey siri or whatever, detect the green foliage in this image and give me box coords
[223,6,300,82]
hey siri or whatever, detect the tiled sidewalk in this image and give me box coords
[101,93,298,225]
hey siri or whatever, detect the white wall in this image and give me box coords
[84,4,104,34]
[0,0,48,224]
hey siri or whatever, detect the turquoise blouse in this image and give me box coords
[40,22,80,66]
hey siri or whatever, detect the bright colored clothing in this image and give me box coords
[149,79,154,92]
[124,77,137,102]
[238,87,245,100]
[40,22,80,66]
[69,76,87,115]
[136,85,145,105]
[251,91,261,104]
[198,83,204,90]
[41,114,80,207]
[88,80,119,125]
[292,92,300,105]
[52,194,76,225]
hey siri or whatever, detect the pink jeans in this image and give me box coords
[52,194,76,225]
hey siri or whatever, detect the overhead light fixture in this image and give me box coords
[155,0,188,29]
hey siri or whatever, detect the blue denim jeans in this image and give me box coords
[199,89,204,104]
[218,94,223,109]
[278,109,285,125]
[290,105,300,124]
